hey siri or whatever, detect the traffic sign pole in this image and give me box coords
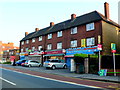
[113,53,116,76]
[99,51,101,71]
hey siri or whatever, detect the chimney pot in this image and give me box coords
[104,2,110,19]
[25,32,29,36]
[50,22,54,27]
[35,28,39,32]
[71,14,76,20]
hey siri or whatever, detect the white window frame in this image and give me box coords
[86,22,95,31]
[26,48,29,52]
[57,42,62,49]
[47,44,52,50]
[57,31,62,37]
[32,38,35,43]
[71,40,77,47]
[38,46,42,51]
[21,41,24,45]
[21,49,23,52]
[26,40,29,44]
[86,37,95,46]
[48,33,52,39]
[71,27,77,34]
[39,36,42,41]
[32,47,35,51]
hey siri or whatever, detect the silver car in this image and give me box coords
[24,60,41,67]
[43,59,67,70]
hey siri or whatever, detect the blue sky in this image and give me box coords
[0,0,119,46]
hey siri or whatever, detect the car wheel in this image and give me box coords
[63,65,67,69]
[28,64,31,67]
[51,65,56,70]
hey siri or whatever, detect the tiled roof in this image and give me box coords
[21,11,120,41]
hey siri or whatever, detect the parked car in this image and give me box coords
[24,60,41,67]
[43,59,67,70]
[15,60,27,66]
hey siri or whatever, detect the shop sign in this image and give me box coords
[97,44,102,50]
[30,51,43,56]
[20,52,25,56]
[46,50,64,55]
[81,39,86,47]
[66,46,99,55]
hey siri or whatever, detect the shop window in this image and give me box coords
[21,49,23,52]
[71,40,77,47]
[71,27,77,34]
[26,48,29,52]
[86,22,94,31]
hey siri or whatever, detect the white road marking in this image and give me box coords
[0,77,16,86]
[1,68,103,89]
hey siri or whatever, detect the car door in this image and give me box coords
[58,60,63,68]
[34,61,39,66]
[30,61,35,66]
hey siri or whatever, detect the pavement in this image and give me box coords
[1,64,120,83]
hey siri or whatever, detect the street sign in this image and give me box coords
[111,43,116,50]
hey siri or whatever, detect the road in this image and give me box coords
[1,68,101,89]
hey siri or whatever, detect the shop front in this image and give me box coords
[44,49,66,61]
[65,46,99,73]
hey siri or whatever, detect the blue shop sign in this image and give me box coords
[66,46,99,55]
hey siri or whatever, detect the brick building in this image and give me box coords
[20,2,120,74]
[0,41,19,61]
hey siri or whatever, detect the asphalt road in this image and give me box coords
[1,68,101,90]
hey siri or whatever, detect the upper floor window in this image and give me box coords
[38,46,42,51]
[47,44,52,50]
[32,46,35,51]
[21,49,23,52]
[26,40,29,44]
[39,36,42,41]
[48,33,52,39]
[86,37,95,46]
[32,38,35,43]
[57,42,62,49]
[71,40,77,47]
[86,22,95,31]
[21,41,24,45]
[26,48,29,52]
[57,31,62,37]
[71,27,77,34]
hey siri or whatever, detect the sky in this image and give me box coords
[0,0,119,47]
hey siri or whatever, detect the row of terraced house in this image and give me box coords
[20,2,120,75]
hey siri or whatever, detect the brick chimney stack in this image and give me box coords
[50,22,54,27]
[35,28,39,32]
[104,2,110,19]
[71,14,76,20]
[25,32,29,36]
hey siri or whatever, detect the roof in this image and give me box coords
[21,11,120,41]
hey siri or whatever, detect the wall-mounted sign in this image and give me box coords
[66,46,99,55]
[81,39,86,47]
[97,44,102,50]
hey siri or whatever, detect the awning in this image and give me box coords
[64,55,74,57]
[44,54,64,56]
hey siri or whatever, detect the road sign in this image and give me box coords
[111,43,116,50]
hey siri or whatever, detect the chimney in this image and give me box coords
[25,32,29,36]
[35,28,39,32]
[71,14,76,20]
[104,2,110,19]
[50,22,54,27]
